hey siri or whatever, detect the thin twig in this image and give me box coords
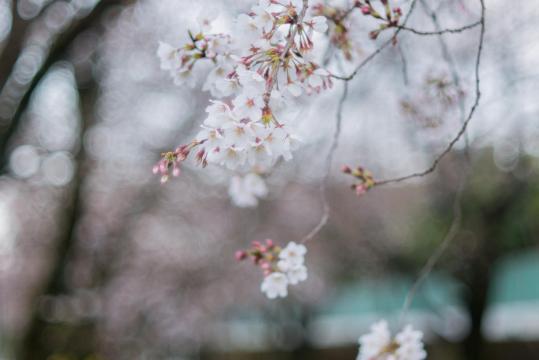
[397,43,409,86]
[375,0,486,186]
[301,81,349,244]
[398,20,481,35]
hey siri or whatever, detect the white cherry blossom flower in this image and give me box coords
[233,92,265,121]
[357,321,427,360]
[278,241,307,268]
[157,41,179,71]
[395,326,427,360]
[204,101,235,128]
[252,3,275,34]
[222,121,256,149]
[260,272,288,299]
[228,173,268,207]
[304,15,328,33]
[234,13,262,50]
[285,264,308,285]
[357,321,392,360]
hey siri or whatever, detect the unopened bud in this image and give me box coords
[235,250,248,261]
[341,165,352,174]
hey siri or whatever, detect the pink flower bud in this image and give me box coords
[360,6,371,15]
[172,167,180,177]
[355,184,367,196]
[235,250,247,261]
[341,165,352,174]
[152,165,159,174]
[265,239,274,248]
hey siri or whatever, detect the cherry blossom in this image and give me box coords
[357,320,427,360]
[236,239,308,299]
[261,272,289,299]
[154,0,333,189]
[277,241,307,269]
[228,173,268,208]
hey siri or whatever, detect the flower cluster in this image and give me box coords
[158,30,233,91]
[357,320,427,360]
[155,0,333,184]
[356,0,402,40]
[342,165,375,196]
[228,172,268,208]
[236,240,308,299]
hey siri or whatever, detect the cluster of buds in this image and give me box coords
[400,73,465,129]
[152,143,200,183]
[342,164,375,196]
[236,240,308,299]
[355,0,402,40]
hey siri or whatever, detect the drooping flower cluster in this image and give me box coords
[342,164,375,196]
[155,0,333,184]
[236,240,308,299]
[228,172,268,207]
[357,320,427,360]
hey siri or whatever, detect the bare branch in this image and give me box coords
[375,0,486,187]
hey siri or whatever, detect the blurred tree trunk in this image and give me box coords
[16,83,97,360]
[460,176,528,360]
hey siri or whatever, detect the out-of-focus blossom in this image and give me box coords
[260,272,288,299]
[228,173,268,207]
[357,320,427,360]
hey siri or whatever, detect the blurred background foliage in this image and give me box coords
[0,0,538,360]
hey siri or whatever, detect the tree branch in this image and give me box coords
[375,0,486,187]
